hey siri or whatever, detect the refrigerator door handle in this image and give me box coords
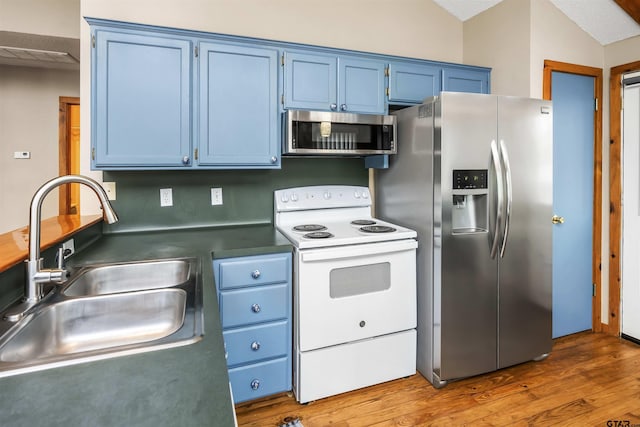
[499,139,513,258]
[490,140,504,259]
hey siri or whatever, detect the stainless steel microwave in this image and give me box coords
[283,110,397,156]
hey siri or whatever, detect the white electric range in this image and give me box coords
[274,185,418,403]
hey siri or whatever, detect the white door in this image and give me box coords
[622,75,640,341]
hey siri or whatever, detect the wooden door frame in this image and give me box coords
[542,60,604,333]
[609,60,640,336]
[58,96,80,215]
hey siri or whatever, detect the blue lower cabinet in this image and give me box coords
[228,358,290,403]
[213,252,292,404]
[223,320,289,366]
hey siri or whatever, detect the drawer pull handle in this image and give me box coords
[251,341,261,351]
[251,270,261,279]
[250,379,260,390]
[251,303,261,313]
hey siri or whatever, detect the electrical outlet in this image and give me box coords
[211,188,223,206]
[103,181,116,200]
[160,188,173,207]
[62,238,75,259]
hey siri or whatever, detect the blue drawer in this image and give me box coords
[220,283,288,328]
[229,357,290,403]
[224,320,289,367]
[217,253,290,289]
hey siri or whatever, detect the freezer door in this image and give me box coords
[438,92,499,381]
[497,96,553,368]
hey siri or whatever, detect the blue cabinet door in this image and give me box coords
[442,67,490,94]
[198,42,280,168]
[284,52,337,111]
[388,62,442,104]
[339,57,386,114]
[92,30,192,168]
[284,52,386,114]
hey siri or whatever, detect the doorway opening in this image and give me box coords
[542,60,603,333]
[58,96,80,215]
[609,60,640,337]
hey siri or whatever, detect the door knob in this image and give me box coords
[552,215,565,224]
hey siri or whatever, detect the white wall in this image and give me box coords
[80,0,463,62]
[0,0,80,38]
[463,0,531,97]
[0,66,80,233]
[0,0,81,234]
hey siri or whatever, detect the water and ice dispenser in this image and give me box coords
[451,170,488,234]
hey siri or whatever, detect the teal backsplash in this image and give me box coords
[103,158,368,233]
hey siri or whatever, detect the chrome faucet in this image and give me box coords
[4,175,118,321]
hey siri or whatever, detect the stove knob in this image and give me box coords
[361,191,369,199]
[280,193,289,203]
[291,193,299,202]
[324,191,331,200]
[354,191,360,199]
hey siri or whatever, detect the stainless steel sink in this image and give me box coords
[0,257,203,378]
[62,259,191,296]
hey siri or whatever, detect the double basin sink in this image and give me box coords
[0,257,203,378]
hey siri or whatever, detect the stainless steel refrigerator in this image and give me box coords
[375,92,553,387]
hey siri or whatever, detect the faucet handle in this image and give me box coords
[56,247,65,270]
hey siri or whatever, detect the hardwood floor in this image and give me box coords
[235,332,640,426]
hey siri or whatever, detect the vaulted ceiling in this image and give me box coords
[434,0,640,45]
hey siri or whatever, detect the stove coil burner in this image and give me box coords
[360,225,397,233]
[304,231,334,239]
[351,219,377,226]
[293,224,327,232]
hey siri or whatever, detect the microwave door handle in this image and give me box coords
[489,140,503,260]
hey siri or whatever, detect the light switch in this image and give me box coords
[103,182,116,201]
[160,188,173,207]
[211,188,223,206]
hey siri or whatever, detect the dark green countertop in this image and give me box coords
[0,224,292,427]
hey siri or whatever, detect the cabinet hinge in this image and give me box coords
[594,98,598,111]
[386,87,389,97]
[385,67,389,77]
[195,46,199,58]
[281,94,284,105]
[91,147,95,160]
[593,283,596,297]
[281,54,284,66]
[195,148,198,160]
[92,35,95,48]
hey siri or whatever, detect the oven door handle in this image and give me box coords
[300,239,418,262]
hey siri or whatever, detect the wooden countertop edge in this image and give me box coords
[0,214,103,272]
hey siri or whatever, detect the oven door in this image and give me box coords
[295,239,417,352]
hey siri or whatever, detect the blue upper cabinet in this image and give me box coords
[283,52,337,111]
[442,67,490,94]
[339,57,386,114]
[198,42,280,168]
[284,51,386,114]
[388,62,442,105]
[92,29,193,168]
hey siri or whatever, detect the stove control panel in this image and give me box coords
[275,186,371,211]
